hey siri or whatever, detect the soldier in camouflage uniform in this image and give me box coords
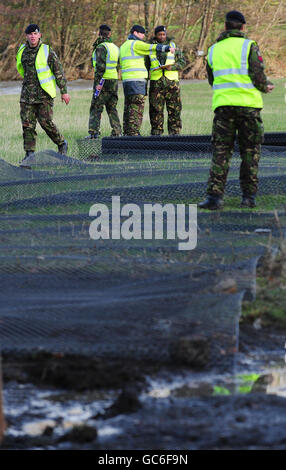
[87,25,122,138]
[123,94,146,137]
[120,25,175,136]
[147,26,185,135]
[199,11,274,210]
[16,24,70,167]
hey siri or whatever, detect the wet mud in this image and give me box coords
[1,323,286,450]
[2,352,149,391]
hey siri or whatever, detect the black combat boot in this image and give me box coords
[199,194,224,210]
[85,132,100,139]
[58,140,68,155]
[19,151,34,169]
[110,132,122,137]
[240,193,256,208]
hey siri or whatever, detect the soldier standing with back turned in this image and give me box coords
[87,24,122,138]
[148,25,185,135]
[199,11,274,210]
[16,24,70,168]
[120,25,175,136]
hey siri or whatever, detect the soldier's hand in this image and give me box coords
[266,84,274,93]
[61,93,70,105]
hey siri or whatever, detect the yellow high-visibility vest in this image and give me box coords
[149,41,178,81]
[119,39,148,81]
[92,42,119,79]
[207,37,263,111]
[16,43,57,99]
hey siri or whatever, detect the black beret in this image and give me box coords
[130,24,146,34]
[154,25,166,35]
[99,24,111,32]
[226,10,246,24]
[25,24,40,34]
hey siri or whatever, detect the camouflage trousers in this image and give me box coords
[20,100,65,152]
[123,94,146,136]
[88,83,122,136]
[149,77,182,135]
[207,106,264,197]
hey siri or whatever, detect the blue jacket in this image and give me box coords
[123,34,171,96]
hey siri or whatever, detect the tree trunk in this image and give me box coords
[144,0,150,35]
[184,0,218,79]
[180,1,194,43]
[153,0,162,29]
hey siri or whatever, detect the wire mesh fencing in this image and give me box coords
[0,133,285,372]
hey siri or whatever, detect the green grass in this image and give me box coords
[242,279,286,327]
[0,172,206,204]
[241,236,286,326]
[1,79,286,218]
[1,78,285,165]
[2,82,286,338]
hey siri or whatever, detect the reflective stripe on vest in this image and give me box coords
[16,43,57,98]
[149,41,178,81]
[92,49,97,69]
[207,37,263,110]
[119,40,148,81]
[92,42,119,79]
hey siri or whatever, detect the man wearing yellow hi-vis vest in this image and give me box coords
[199,11,274,210]
[16,24,70,168]
[148,26,185,135]
[87,25,122,138]
[120,25,175,136]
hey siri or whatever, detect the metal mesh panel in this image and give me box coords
[1,133,286,372]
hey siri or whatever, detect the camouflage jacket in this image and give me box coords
[206,30,272,93]
[19,40,67,104]
[146,36,186,73]
[92,36,119,92]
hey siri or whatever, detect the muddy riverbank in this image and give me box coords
[1,323,285,450]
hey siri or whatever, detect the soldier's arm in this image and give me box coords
[248,43,273,93]
[94,45,107,89]
[48,48,67,95]
[134,40,172,56]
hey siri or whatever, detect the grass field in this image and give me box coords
[0,78,285,165]
[0,78,286,218]
[1,80,286,329]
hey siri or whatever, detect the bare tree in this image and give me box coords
[184,0,218,79]
[1,0,286,80]
[153,0,163,28]
[144,0,150,34]
[0,0,40,79]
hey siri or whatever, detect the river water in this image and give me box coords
[2,334,286,450]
